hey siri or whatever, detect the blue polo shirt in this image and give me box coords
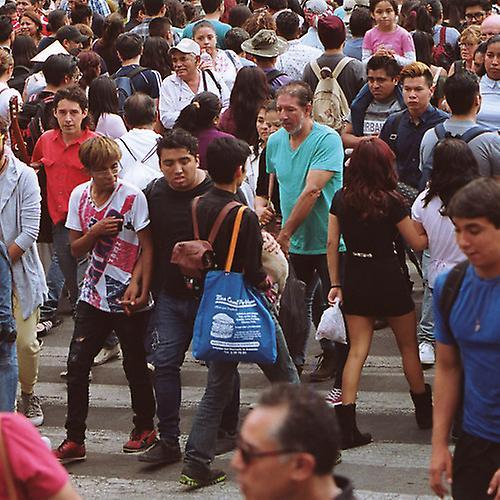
[380,105,447,188]
[434,265,500,443]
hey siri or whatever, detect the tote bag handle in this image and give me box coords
[0,417,18,500]
[224,206,246,272]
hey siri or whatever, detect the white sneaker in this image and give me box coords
[93,344,121,366]
[21,393,44,426]
[419,342,435,366]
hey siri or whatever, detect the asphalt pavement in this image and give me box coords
[36,271,439,499]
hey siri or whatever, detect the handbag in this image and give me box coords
[192,206,277,364]
[0,417,19,500]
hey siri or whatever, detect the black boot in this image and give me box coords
[335,404,372,450]
[309,351,336,382]
[410,383,433,429]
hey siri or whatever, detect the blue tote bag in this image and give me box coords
[192,206,277,364]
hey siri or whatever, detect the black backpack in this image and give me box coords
[111,66,146,115]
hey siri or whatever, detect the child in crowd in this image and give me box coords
[362,0,416,65]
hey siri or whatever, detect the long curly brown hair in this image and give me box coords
[343,138,403,220]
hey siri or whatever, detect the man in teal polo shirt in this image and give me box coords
[266,80,344,381]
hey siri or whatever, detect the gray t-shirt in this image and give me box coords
[302,54,366,105]
[420,118,500,177]
[347,97,403,136]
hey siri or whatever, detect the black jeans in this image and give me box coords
[65,301,155,444]
[452,432,500,500]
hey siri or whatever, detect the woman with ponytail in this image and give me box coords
[174,91,234,170]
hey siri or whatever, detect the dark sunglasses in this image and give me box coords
[236,437,300,466]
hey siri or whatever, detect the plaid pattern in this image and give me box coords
[59,0,110,17]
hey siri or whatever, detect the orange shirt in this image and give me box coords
[32,128,97,225]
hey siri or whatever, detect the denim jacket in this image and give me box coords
[350,83,406,137]
[0,242,15,336]
[0,154,46,320]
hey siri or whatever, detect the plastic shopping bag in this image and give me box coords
[315,299,347,344]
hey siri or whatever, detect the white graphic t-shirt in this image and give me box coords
[66,179,149,313]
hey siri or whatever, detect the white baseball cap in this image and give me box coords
[169,38,201,57]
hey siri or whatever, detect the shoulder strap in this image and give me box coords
[112,66,146,80]
[0,87,10,96]
[459,126,489,144]
[116,137,138,161]
[208,201,241,243]
[311,59,321,80]
[0,417,18,500]
[332,57,352,80]
[266,69,285,83]
[388,110,405,152]
[439,260,469,336]
[226,50,238,70]
[224,205,246,272]
[203,69,222,96]
[434,122,447,141]
[439,25,446,45]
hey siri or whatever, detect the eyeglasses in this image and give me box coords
[465,11,486,21]
[236,437,300,466]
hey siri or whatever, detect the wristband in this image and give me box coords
[330,285,342,288]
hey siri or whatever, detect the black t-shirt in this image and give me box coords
[145,174,213,297]
[330,189,407,257]
[196,187,266,288]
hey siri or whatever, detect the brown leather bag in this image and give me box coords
[171,197,241,280]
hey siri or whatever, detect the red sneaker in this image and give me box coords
[53,439,86,464]
[123,428,158,454]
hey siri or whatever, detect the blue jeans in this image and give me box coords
[0,341,18,412]
[148,291,240,443]
[39,252,65,322]
[417,251,435,344]
[184,298,299,470]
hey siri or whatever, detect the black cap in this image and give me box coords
[55,25,88,44]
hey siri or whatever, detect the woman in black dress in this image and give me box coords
[327,138,432,449]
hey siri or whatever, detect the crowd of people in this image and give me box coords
[0,0,499,496]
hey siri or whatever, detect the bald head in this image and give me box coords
[481,14,500,41]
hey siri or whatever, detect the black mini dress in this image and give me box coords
[330,190,415,317]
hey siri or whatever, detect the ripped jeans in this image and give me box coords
[65,301,155,444]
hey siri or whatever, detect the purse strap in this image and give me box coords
[0,417,18,500]
[191,197,241,243]
[224,205,246,272]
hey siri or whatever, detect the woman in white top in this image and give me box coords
[88,75,127,139]
[411,138,478,362]
[477,35,500,131]
[192,20,242,91]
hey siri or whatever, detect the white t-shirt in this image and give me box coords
[0,83,22,129]
[95,113,127,139]
[411,190,466,288]
[66,179,149,312]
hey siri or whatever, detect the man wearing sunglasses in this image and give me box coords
[232,383,354,500]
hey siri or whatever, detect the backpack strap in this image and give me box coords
[191,197,241,243]
[439,260,469,337]
[332,57,352,80]
[387,110,405,153]
[434,122,447,141]
[225,50,238,70]
[116,137,138,161]
[310,59,322,80]
[459,126,489,144]
[439,25,446,45]
[224,205,246,272]
[266,69,286,84]
[202,69,222,97]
